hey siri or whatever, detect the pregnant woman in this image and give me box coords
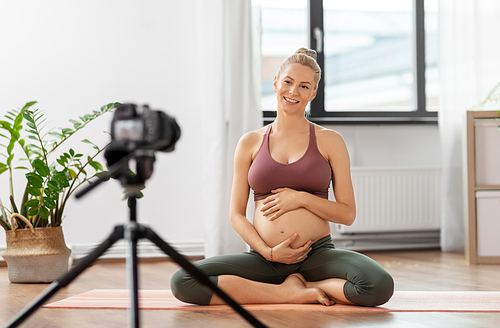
[170,48,394,307]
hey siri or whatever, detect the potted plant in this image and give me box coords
[0,101,118,282]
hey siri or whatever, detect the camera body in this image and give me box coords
[104,103,181,183]
[110,103,180,152]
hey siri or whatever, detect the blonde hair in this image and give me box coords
[276,48,322,89]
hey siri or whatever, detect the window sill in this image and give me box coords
[263,111,438,125]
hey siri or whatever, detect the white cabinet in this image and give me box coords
[476,191,500,257]
[465,111,500,264]
[475,120,500,185]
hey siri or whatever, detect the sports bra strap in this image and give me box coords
[309,122,315,137]
[264,124,272,136]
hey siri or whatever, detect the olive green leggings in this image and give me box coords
[170,235,394,307]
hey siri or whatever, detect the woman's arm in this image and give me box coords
[229,131,273,258]
[229,131,313,264]
[260,129,356,226]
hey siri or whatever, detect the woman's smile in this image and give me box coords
[284,96,299,104]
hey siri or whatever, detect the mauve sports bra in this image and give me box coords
[248,123,331,201]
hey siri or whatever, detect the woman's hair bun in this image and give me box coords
[295,48,317,60]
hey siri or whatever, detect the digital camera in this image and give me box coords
[110,103,180,152]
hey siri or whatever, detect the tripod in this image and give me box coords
[5,151,268,328]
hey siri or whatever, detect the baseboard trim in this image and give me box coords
[0,239,205,264]
[331,230,441,251]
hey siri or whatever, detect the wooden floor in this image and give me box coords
[1,249,500,328]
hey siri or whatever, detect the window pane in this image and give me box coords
[260,0,308,110]
[323,0,415,111]
[425,0,439,111]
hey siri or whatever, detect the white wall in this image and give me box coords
[329,124,441,168]
[0,1,205,250]
[0,1,442,255]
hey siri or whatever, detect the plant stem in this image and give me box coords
[20,181,29,218]
[9,195,19,214]
[0,197,12,230]
[8,166,15,211]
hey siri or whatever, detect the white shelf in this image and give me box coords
[465,111,500,264]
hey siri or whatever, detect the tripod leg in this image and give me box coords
[5,225,125,328]
[140,226,269,328]
[125,222,140,328]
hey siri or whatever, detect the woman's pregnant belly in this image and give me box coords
[253,200,331,249]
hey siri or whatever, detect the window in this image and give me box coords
[261,0,439,124]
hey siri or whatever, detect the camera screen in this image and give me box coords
[114,119,144,142]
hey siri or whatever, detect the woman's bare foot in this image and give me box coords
[282,274,334,306]
[289,273,352,305]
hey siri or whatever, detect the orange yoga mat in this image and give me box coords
[44,289,500,312]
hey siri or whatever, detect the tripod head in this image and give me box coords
[106,148,156,197]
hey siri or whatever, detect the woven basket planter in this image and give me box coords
[2,214,71,283]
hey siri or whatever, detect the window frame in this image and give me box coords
[263,0,438,125]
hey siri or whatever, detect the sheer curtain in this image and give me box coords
[439,0,500,251]
[197,0,262,257]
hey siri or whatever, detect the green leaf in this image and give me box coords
[28,206,39,216]
[89,160,103,171]
[26,186,41,196]
[7,141,14,155]
[29,149,43,157]
[22,111,34,123]
[48,131,63,138]
[101,102,119,112]
[0,163,7,175]
[52,174,70,188]
[39,206,50,219]
[13,113,23,127]
[69,149,75,156]
[47,180,61,191]
[21,101,37,111]
[81,139,93,145]
[42,197,56,209]
[44,186,59,197]
[24,199,40,208]
[25,172,44,188]
[32,159,50,177]
[7,154,14,166]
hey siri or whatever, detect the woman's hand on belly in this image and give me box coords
[271,233,312,264]
[254,198,331,254]
[261,188,303,221]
